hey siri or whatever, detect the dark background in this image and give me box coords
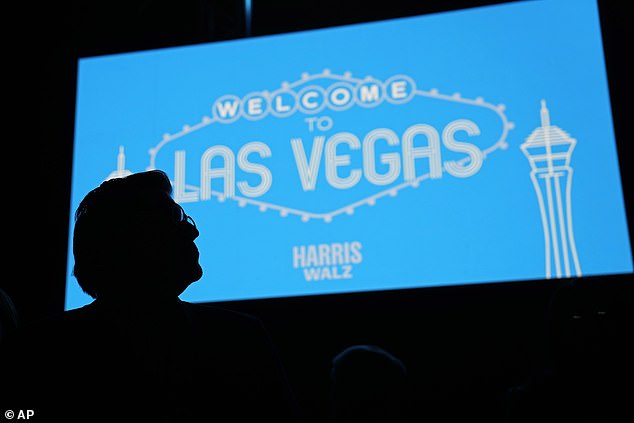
[4,1,632,422]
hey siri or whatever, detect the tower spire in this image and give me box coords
[105,145,133,180]
[540,99,550,127]
[117,145,126,172]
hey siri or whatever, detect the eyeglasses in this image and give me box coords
[173,203,197,229]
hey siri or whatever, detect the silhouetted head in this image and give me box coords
[330,344,408,423]
[72,170,202,302]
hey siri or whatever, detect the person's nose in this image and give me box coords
[177,218,199,240]
[186,221,199,240]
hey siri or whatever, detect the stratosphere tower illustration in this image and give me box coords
[521,100,581,279]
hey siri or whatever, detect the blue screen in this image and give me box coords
[66,0,632,310]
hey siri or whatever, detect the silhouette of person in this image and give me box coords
[504,279,633,423]
[328,344,410,423]
[3,169,301,423]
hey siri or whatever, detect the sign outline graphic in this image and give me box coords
[109,70,516,223]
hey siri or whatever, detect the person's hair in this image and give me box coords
[72,170,174,298]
